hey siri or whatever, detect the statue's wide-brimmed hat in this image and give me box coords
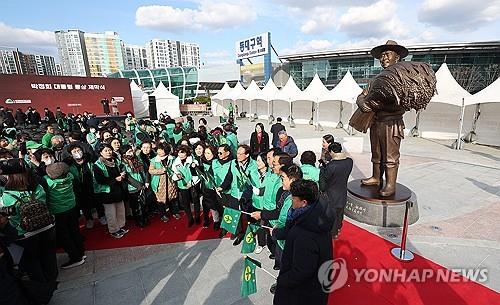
[370,40,409,59]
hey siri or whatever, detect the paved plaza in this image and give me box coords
[51,117,500,305]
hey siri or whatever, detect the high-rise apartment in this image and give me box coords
[122,43,148,70]
[54,29,90,76]
[24,54,57,75]
[84,31,125,77]
[146,39,200,69]
[0,47,25,74]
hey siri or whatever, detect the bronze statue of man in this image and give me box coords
[356,40,409,197]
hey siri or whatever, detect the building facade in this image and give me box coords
[84,31,125,77]
[122,44,148,70]
[178,41,200,68]
[279,41,500,94]
[107,67,199,102]
[146,39,200,69]
[24,54,58,76]
[0,47,24,74]
[54,29,90,77]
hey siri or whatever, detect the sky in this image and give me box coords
[1,0,499,66]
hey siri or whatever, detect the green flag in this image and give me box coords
[241,257,257,297]
[220,207,241,235]
[241,224,258,254]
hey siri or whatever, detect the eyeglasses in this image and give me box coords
[218,152,224,155]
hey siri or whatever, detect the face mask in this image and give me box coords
[90,129,96,133]
[72,152,83,160]
[125,152,134,158]
[43,158,54,165]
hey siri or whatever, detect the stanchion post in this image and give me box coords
[391,200,414,261]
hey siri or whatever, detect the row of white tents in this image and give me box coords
[130,81,181,119]
[211,63,500,147]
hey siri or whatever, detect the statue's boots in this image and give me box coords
[380,165,398,197]
[361,164,381,186]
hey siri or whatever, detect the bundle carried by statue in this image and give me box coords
[349,61,436,133]
[367,61,437,111]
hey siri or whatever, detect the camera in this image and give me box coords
[0,205,16,217]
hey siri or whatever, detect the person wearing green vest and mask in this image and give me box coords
[223,123,238,156]
[134,120,152,147]
[172,122,184,146]
[93,143,129,239]
[171,145,201,228]
[192,142,211,228]
[300,151,320,183]
[149,142,179,223]
[44,162,86,269]
[221,144,260,246]
[213,144,233,237]
[164,118,176,145]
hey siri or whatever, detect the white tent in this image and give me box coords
[130,81,149,118]
[140,93,150,117]
[320,71,364,128]
[274,77,302,122]
[466,77,500,146]
[292,74,331,124]
[418,63,473,146]
[236,80,263,117]
[150,82,181,118]
[211,82,231,116]
[261,79,280,119]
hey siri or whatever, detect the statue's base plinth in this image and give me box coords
[346,179,419,227]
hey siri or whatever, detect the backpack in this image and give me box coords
[11,192,55,233]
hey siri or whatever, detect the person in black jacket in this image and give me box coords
[270,117,286,148]
[318,142,353,239]
[249,123,270,159]
[15,108,26,127]
[44,108,56,124]
[272,179,332,305]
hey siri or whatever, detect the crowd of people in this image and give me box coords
[0,107,353,305]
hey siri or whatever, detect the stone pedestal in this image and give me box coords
[345,179,419,227]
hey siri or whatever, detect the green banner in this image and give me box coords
[241,224,258,254]
[240,257,257,297]
[220,207,241,235]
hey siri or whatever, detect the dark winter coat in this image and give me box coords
[319,155,353,209]
[278,136,298,158]
[273,200,333,305]
[270,122,286,147]
[249,131,270,158]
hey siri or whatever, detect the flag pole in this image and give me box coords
[244,255,277,280]
[237,210,273,230]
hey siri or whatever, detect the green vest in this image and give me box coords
[301,164,320,183]
[1,186,47,236]
[44,173,76,214]
[225,132,238,156]
[229,159,259,200]
[262,171,282,211]
[274,194,292,249]
[202,162,216,189]
[150,157,165,193]
[172,130,183,145]
[93,159,112,193]
[212,159,232,194]
[252,171,266,210]
[172,157,195,189]
[123,161,146,193]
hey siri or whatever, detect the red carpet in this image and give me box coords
[80,213,220,250]
[329,221,500,305]
[79,216,499,305]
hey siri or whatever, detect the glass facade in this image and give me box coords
[108,67,199,103]
[284,42,500,94]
